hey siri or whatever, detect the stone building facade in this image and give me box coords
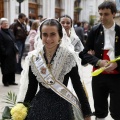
[0,0,77,24]
[0,0,119,25]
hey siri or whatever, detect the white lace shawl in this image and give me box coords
[70,26,84,53]
[17,46,77,102]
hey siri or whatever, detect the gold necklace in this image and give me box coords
[46,52,52,69]
[46,52,52,63]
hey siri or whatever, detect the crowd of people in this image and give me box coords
[0,1,120,120]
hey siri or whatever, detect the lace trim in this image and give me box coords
[31,46,76,85]
[17,50,39,102]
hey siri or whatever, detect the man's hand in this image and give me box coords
[104,62,118,73]
[98,60,109,67]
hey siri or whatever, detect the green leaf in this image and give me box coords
[2,91,17,107]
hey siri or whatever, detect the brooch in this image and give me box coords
[100,31,103,35]
[40,67,46,74]
[115,36,119,42]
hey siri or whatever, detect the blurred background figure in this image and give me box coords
[25,18,31,35]
[11,13,27,74]
[0,18,18,86]
[28,20,40,51]
[9,18,18,32]
[83,22,90,44]
[38,15,43,22]
[74,21,84,46]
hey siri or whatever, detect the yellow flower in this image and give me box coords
[11,103,27,120]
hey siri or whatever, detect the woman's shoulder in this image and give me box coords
[29,30,37,34]
[60,46,75,58]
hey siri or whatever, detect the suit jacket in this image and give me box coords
[79,23,120,71]
[11,20,27,42]
[74,27,84,45]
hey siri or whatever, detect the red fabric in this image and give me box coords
[93,50,119,74]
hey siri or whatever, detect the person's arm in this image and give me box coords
[74,39,84,52]
[29,31,37,45]
[24,66,38,103]
[64,65,92,118]
[0,33,6,56]
[79,28,100,66]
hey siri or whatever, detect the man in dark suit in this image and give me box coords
[74,21,84,46]
[80,1,120,120]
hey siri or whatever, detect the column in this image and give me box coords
[43,0,55,18]
[4,0,9,19]
[9,0,16,24]
[64,0,74,19]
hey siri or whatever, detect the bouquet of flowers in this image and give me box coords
[2,91,28,120]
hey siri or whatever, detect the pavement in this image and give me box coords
[0,60,113,120]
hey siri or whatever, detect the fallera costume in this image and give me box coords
[70,27,84,53]
[17,44,92,120]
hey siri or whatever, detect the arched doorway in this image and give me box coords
[0,0,4,18]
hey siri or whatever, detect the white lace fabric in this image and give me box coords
[17,20,83,102]
[17,46,77,102]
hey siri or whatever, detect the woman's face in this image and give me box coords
[41,25,60,49]
[60,17,71,33]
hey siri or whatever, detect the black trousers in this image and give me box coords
[2,72,15,85]
[92,74,120,120]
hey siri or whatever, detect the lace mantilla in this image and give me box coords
[17,50,40,102]
[30,46,76,88]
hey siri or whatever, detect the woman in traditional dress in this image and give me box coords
[59,15,84,53]
[17,19,92,120]
[59,15,86,95]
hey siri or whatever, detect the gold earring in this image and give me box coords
[58,39,61,44]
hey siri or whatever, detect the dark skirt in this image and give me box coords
[27,86,74,120]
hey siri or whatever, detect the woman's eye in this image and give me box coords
[61,22,65,24]
[66,22,70,24]
[51,33,56,36]
[42,33,48,37]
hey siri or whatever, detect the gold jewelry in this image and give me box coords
[58,39,61,44]
[47,64,52,69]
[46,52,53,63]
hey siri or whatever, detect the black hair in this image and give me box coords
[76,21,81,27]
[38,15,43,18]
[59,15,72,27]
[98,1,117,14]
[39,19,63,39]
[18,13,26,19]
